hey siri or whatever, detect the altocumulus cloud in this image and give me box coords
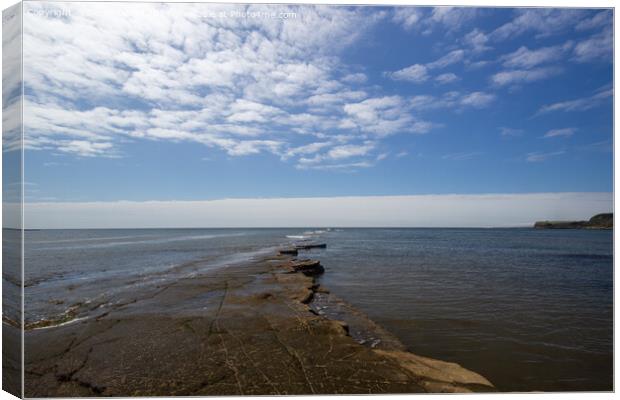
[20,2,439,171]
[13,4,613,173]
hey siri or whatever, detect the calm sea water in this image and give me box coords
[22,228,612,392]
[316,228,613,392]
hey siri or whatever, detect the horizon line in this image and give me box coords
[17,190,614,204]
[7,225,543,230]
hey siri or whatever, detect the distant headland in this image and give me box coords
[534,213,613,230]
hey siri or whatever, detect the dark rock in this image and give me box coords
[534,213,613,230]
[296,243,327,250]
[290,259,325,276]
[589,213,613,228]
[534,220,587,229]
[278,248,298,256]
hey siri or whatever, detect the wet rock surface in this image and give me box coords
[25,254,494,396]
[296,243,327,250]
[287,259,325,276]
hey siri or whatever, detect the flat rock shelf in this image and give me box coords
[25,250,494,396]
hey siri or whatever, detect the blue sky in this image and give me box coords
[19,3,613,203]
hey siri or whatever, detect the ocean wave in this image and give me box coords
[302,230,327,235]
[289,230,328,239]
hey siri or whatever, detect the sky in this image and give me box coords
[3,2,615,227]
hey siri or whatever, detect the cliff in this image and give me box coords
[534,213,613,230]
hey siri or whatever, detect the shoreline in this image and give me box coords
[24,247,495,396]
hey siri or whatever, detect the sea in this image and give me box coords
[19,227,613,392]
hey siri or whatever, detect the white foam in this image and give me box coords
[30,316,89,330]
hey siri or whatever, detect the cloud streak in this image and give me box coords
[491,67,561,87]
[543,128,576,138]
[387,49,466,84]
[537,87,613,115]
[410,91,496,111]
[526,151,565,162]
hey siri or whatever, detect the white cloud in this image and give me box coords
[491,9,582,41]
[2,98,23,153]
[388,64,429,83]
[441,152,482,161]
[388,47,468,85]
[435,73,459,84]
[342,96,434,137]
[282,142,330,159]
[491,67,561,87]
[306,90,367,108]
[2,4,22,106]
[488,13,610,91]
[463,28,491,53]
[572,27,612,63]
[296,141,376,167]
[2,5,23,154]
[294,93,439,168]
[57,140,116,157]
[427,49,465,69]
[299,161,374,171]
[376,153,388,161]
[296,150,376,170]
[227,99,283,124]
[460,92,495,108]
[410,95,439,109]
[22,193,612,229]
[20,3,423,172]
[543,128,576,138]
[427,7,479,33]
[575,10,612,31]
[225,140,284,156]
[341,72,368,84]
[388,48,465,84]
[466,60,490,70]
[526,150,565,162]
[500,127,524,137]
[500,43,572,69]
[410,90,495,111]
[410,121,436,134]
[537,87,612,114]
[391,7,478,34]
[392,7,422,31]
[327,142,375,160]
[578,140,612,153]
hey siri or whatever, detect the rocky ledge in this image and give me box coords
[534,213,613,230]
[24,244,494,396]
